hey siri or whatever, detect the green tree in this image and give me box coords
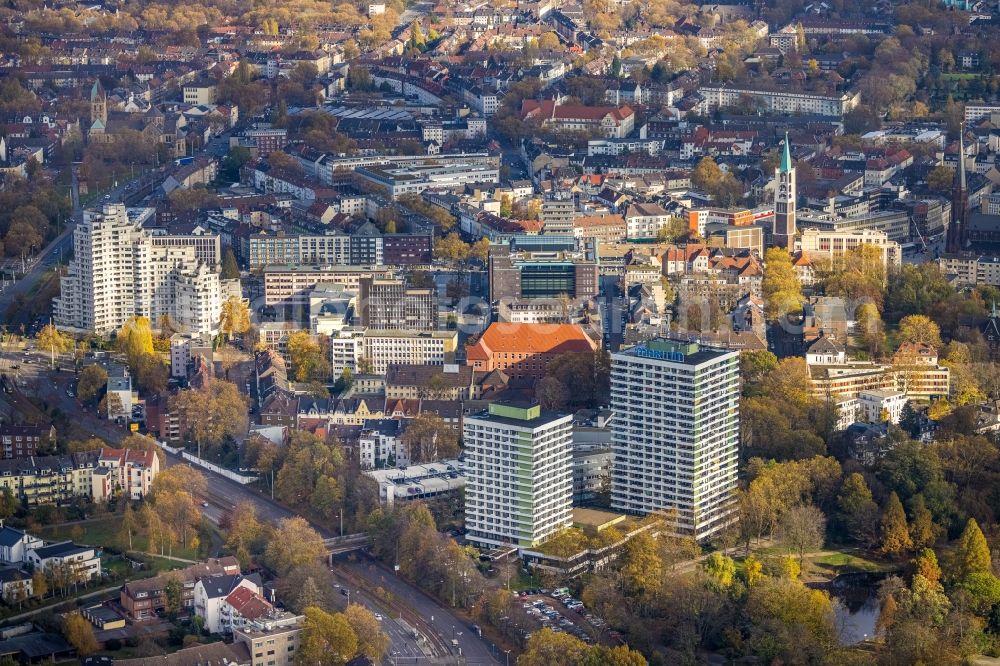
[838,472,879,547]
[76,364,107,403]
[164,576,183,619]
[117,316,154,369]
[265,517,326,576]
[62,612,98,655]
[221,248,240,279]
[957,518,992,580]
[897,314,943,348]
[343,604,389,661]
[762,248,804,317]
[37,324,73,369]
[0,488,15,520]
[908,495,940,549]
[880,491,913,556]
[297,606,359,666]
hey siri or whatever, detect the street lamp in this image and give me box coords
[504,649,511,666]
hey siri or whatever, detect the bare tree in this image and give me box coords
[777,503,826,565]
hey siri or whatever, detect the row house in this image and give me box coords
[120,556,241,621]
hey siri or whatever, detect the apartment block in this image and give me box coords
[54,205,226,336]
[610,340,740,541]
[699,85,860,117]
[0,425,54,459]
[464,402,573,549]
[234,615,304,666]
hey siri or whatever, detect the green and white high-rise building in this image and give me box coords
[610,339,740,541]
[464,402,573,549]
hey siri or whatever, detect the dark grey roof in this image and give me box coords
[30,541,92,560]
[0,526,27,548]
[0,633,72,659]
[200,574,241,599]
[0,566,26,583]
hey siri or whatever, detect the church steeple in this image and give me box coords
[779,131,792,173]
[90,80,107,127]
[773,132,797,250]
[946,126,969,253]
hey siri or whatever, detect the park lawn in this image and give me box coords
[941,73,978,80]
[38,516,202,561]
[805,550,895,578]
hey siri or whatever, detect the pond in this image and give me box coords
[818,572,887,645]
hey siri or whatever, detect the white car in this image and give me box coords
[374,613,383,621]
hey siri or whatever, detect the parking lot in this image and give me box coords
[513,587,609,644]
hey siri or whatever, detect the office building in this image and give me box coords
[464,402,573,549]
[362,329,458,375]
[610,339,740,540]
[54,205,227,336]
[263,265,395,307]
[353,162,500,199]
[541,197,576,234]
[358,277,436,330]
[799,228,902,268]
[488,240,600,303]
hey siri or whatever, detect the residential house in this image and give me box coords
[194,573,262,634]
[26,542,101,582]
[0,526,43,565]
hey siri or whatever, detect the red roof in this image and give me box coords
[224,586,273,621]
[520,100,634,123]
[467,323,597,361]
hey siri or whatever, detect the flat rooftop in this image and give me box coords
[617,339,736,366]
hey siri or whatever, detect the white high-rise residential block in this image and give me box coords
[54,205,226,336]
[610,339,740,541]
[464,402,573,550]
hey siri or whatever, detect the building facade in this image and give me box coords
[610,340,740,541]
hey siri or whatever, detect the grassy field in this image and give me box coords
[38,516,203,561]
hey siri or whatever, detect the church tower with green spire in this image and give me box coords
[773,132,797,250]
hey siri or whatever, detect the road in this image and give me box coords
[337,555,501,665]
[329,568,431,663]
